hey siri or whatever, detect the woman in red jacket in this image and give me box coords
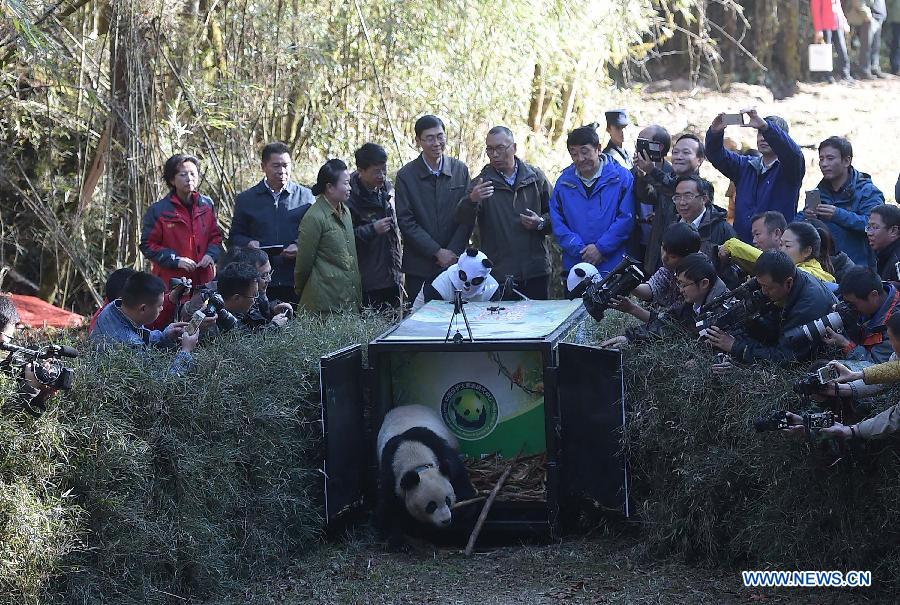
[140,154,222,328]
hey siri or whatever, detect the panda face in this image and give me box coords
[400,468,456,527]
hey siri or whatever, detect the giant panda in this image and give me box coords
[376,404,477,545]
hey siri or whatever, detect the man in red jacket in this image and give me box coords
[140,153,222,329]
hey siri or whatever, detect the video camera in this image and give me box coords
[198,288,239,332]
[0,342,78,390]
[695,278,773,338]
[169,277,193,291]
[753,409,835,433]
[582,256,645,321]
[783,302,861,350]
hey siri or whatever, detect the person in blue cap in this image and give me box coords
[602,109,632,169]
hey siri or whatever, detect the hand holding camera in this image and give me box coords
[177,257,198,271]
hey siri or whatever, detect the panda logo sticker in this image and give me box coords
[441,382,499,440]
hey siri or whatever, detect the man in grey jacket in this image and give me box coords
[456,126,553,299]
[394,115,472,302]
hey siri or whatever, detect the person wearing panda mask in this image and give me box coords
[412,248,501,311]
[565,262,600,299]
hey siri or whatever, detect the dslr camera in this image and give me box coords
[696,278,773,338]
[783,302,860,350]
[198,289,239,332]
[583,256,645,321]
[0,342,78,390]
[753,409,835,433]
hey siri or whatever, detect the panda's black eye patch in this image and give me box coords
[458,270,468,282]
[426,501,437,514]
[445,496,451,506]
[470,276,485,286]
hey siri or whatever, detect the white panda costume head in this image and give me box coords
[566,262,599,299]
[449,248,494,299]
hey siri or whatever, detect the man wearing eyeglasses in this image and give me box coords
[395,115,472,304]
[867,204,900,282]
[455,126,552,300]
[673,174,735,259]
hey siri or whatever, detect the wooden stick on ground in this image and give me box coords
[464,449,523,556]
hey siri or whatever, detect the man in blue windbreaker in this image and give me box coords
[800,136,884,268]
[549,125,635,291]
[705,109,805,244]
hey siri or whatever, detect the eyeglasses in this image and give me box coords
[866,224,884,233]
[258,270,273,281]
[420,133,446,144]
[485,143,512,156]
[672,193,702,203]
[676,280,697,290]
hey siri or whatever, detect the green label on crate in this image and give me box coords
[390,350,546,457]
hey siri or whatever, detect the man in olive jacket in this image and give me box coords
[456,126,553,299]
[394,115,472,302]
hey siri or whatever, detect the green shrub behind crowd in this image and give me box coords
[1,312,389,605]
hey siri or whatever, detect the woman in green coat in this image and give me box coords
[294,159,363,312]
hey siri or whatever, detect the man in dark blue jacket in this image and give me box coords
[228,141,314,304]
[800,136,884,268]
[549,125,634,282]
[704,250,837,363]
[705,110,805,243]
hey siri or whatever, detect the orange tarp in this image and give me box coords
[6,293,85,329]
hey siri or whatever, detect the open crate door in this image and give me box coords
[557,343,628,517]
[320,345,366,525]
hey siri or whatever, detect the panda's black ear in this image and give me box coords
[400,470,420,491]
[465,247,478,257]
[575,268,586,277]
[482,258,493,269]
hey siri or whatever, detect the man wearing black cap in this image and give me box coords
[602,109,632,169]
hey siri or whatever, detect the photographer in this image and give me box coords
[800,313,900,441]
[182,262,283,337]
[0,296,60,413]
[610,222,701,322]
[229,247,293,327]
[601,253,728,348]
[824,267,900,363]
[705,250,837,363]
[632,132,706,273]
[719,222,835,285]
[90,272,198,376]
[706,111,804,244]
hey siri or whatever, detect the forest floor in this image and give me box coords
[237,79,898,605]
[239,535,886,604]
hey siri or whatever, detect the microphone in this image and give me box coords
[47,344,79,358]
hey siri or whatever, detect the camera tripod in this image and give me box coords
[444,289,474,343]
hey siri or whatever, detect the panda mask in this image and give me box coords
[566,262,599,299]
[448,248,494,299]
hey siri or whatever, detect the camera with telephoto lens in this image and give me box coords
[695,278,773,338]
[0,342,78,390]
[785,302,859,347]
[582,255,645,321]
[199,290,239,332]
[753,409,835,433]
